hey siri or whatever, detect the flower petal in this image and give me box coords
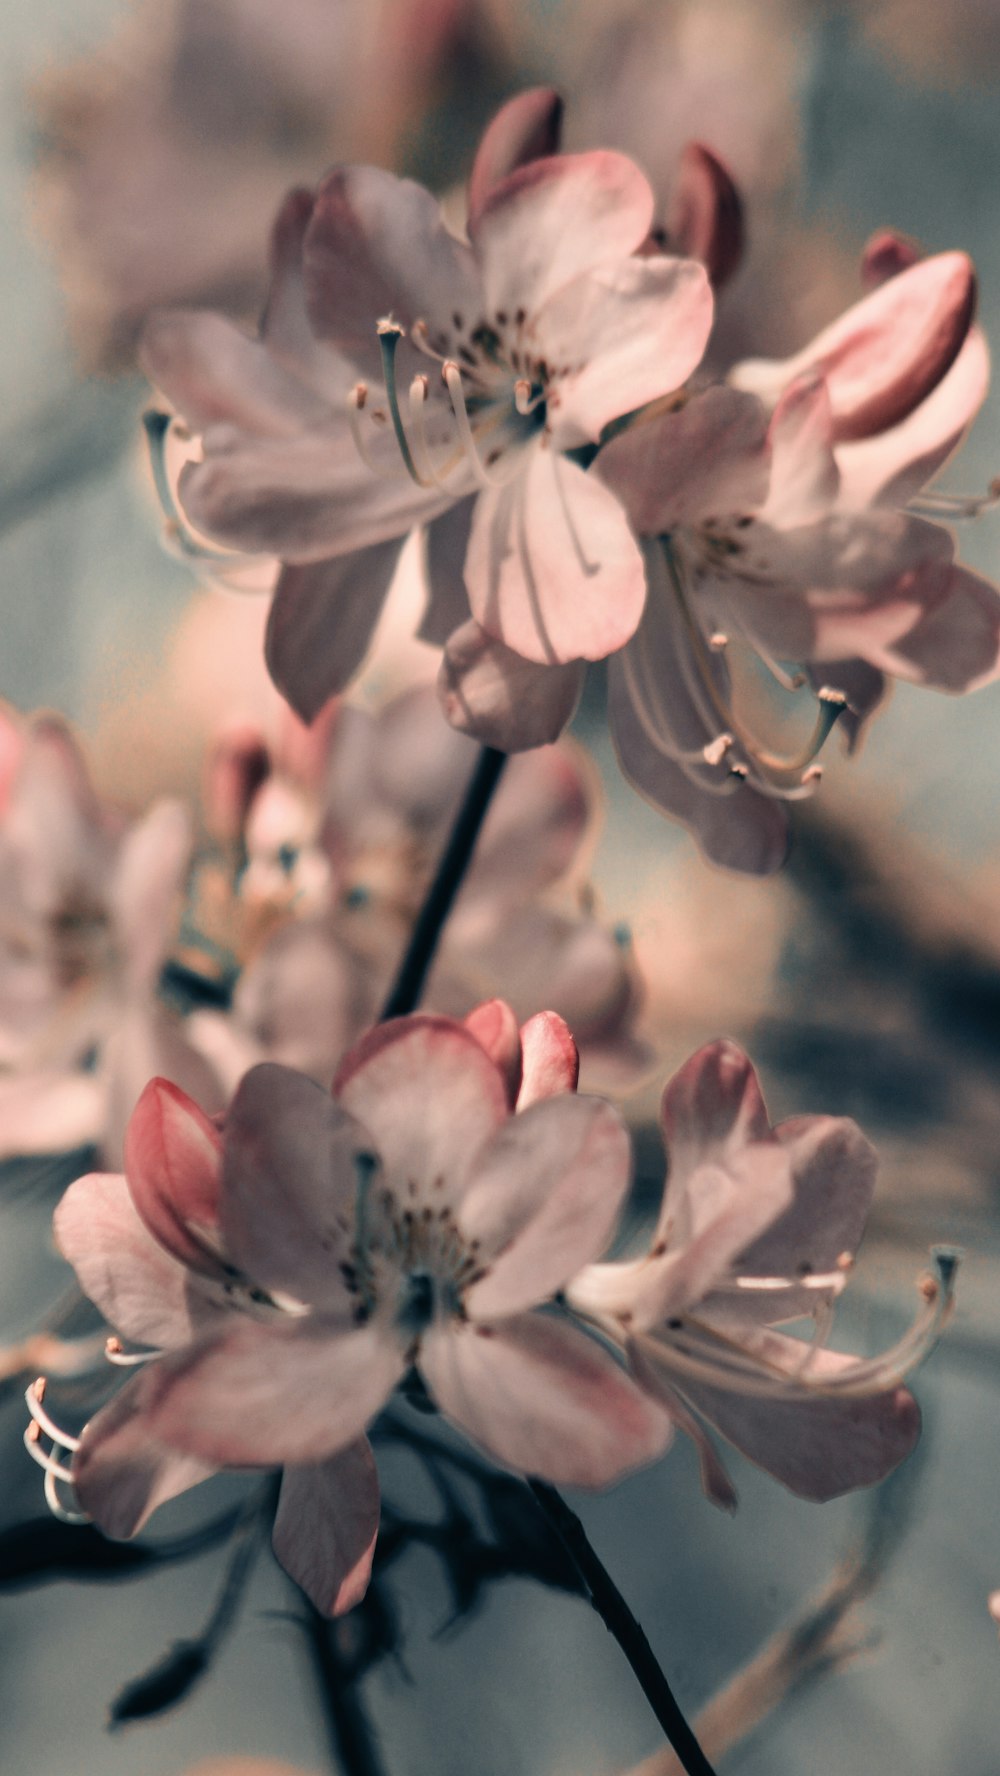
[0,1070,105,1159]
[303,164,481,381]
[421,1312,673,1486]
[54,1170,224,1348]
[467,89,564,235]
[145,1317,404,1466]
[438,618,584,751]
[466,451,647,665]
[730,251,976,442]
[464,999,522,1107]
[272,1438,380,1616]
[74,1369,217,1538]
[763,375,839,528]
[541,254,713,448]
[665,142,744,288]
[474,151,655,323]
[837,327,990,510]
[659,1039,771,1231]
[110,799,191,992]
[887,563,1000,692]
[221,1063,375,1312]
[333,1016,509,1202]
[265,537,405,721]
[596,385,768,536]
[420,500,475,645]
[518,1010,579,1107]
[460,1094,631,1317]
[674,1341,921,1500]
[123,1079,225,1278]
[139,308,330,435]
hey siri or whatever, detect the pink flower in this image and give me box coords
[0,708,223,1163]
[567,1040,954,1505]
[140,96,713,720]
[40,1006,671,1613]
[588,256,999,873]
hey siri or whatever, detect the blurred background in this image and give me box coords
[1,1,1000,1772]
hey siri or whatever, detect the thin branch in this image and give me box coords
[301,1596,389,1776]
[379,745,507,1019]
[528,1480,718,1776]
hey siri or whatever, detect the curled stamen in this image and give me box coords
[44,1466,89,1526]
[25,1378,81,1451]
[514,379,545,416]
[24,1423,76,1484]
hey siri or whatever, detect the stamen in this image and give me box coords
[23,1424,76,1484]
[408,374,454,490]
[377,321,436,489]
[442,361,508,489]
[910,477,1000,520]
[346,382,392,477]
[514,379,545,416]
[44,1467,89,1526]
[25,1379,81,1451]
[105,1335,161,1368]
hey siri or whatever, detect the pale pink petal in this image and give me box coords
[74,1369,218,1538]
[540,255,713,448]
[333,1016,509,1201]
[442,907,630,1057]
[665,143,744,288]
[0,1070,105,1159]
[464,999,522,1107]
[675,1340,920,1500]
[221,1063,375,1312]
[102,999,228,1172]
[0,701,24,813]
[110,799,191,993]
[466,451,646,665]
[260,187,343,395]
[421,1313,673,1487]
[233,922,376,1085]
[474,151,655,324]
[887,562,1000,691]
[467,89,564,235]
[303,164,481,381]
[837,328,991,510]
[438,619,584,751]
[273,1438,380,1616]
[596,385,768,536]
[139,309,330,435]
[123,1078,225,1278]
[763,376,839,528]
[265,537,405,721]
[420,500,474,645]
[179,426,449,563]
[460,1095,630,1317]
[659,1039,770,1234]
[517,1010,579,1107]
[144,1317,404,1466]
[627,1351,737,1509]
[731,251,976,442]
[622,1145,794,1328]
[861,229,921,288]
[731,1115,878,1325]
[54,1171,225,1348]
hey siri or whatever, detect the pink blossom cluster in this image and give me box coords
[31,1008,948,1616]
[140,89,999,874]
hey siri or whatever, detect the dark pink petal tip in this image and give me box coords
[467,88,565,234]
[666,142,744,287]
[123,1079,224,1278]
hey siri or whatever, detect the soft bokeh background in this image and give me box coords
[2,3,1000,1773]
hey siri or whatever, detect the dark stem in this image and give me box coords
[379,745,507,1019]
[528,1480,718,1776]
[302,1596,388,1776]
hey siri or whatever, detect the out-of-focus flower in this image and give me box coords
[187,686,651,1093]
[0,707,223,1164]
[181,1762,319,1776]
[139,96,713,723]
[567,1040,954,1505]
[37,1006,671,1612]
[32,0,467,370]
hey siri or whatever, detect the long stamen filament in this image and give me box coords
[25,1379,81,1451]
[377,321,436,489]
[442,362,508,489]
[910,477,1000,520]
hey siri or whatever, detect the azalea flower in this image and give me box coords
[584,255,1000,873]
[186,687,651,1091]
[567,1039,955,1504]
[139,95,713,722]
[0,708,223,1163]
[32,1005,671,1613]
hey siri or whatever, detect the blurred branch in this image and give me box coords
[625,1451,925,1775]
